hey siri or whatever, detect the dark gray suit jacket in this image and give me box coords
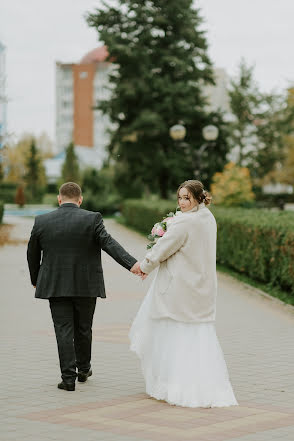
[27,203,137,299]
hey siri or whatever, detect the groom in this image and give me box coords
[27,182,143,391]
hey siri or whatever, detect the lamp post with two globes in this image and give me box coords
[169,124,187,142]
[194,124,219,178]
[169,122,219,179]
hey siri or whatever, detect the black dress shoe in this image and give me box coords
[78,369,92,383]
[58,381,75,391]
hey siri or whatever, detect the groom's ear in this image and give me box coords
[57,195,62,205]
[78,196,83,206]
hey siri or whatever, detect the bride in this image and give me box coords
[129,179,238,408]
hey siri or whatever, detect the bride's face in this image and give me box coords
[178,187,198,212]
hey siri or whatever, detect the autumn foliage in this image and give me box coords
[211,162,255,207]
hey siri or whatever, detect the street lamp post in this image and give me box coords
[169,124,186,141]
[194,124,219,178]
[202,125,219,142]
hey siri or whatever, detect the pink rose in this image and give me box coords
[157,227,165,236]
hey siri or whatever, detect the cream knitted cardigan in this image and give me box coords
[140,203,217,323]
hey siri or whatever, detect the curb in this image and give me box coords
[217,271,294,317]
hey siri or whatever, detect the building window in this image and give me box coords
[79,72,88,79]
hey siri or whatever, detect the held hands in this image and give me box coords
[130,262,148,280]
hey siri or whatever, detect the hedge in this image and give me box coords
[211,207,294,294]
[0,201,4,224]
[121,199,294,294]
[0,182,18,203]
[121,199,177,234]
[82,192,121,216]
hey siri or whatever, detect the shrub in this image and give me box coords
[121,199,177,234]
[211,162,255,207]
[81,167,123,215]
[121,199,294,295]
[211,206,294,294]
[82,191,121,215]
[46,183,58,194]
[255,192,294,209]
[0,182,18,203]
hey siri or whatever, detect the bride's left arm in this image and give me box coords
[140,220,187,274]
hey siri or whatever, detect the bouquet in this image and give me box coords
[147,212,176,249]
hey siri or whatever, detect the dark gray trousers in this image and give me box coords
[49,297,97,382]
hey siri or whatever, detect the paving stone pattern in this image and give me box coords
[0,215,294,441]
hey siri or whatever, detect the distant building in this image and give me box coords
[203,68,230,114]
[56,46,229,156]
[0,42,7,149]
[55,46,115,167]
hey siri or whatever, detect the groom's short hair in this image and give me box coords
[59,182,82,201]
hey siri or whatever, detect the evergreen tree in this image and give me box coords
[270,88,294,187]
[87,0,228,198]
[24,139,46,202]
[61,142,80,183]
[228,59,293,183]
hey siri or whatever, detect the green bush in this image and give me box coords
[211,206,294,294]
[82,191,121,215]
[0,182,18,203]
[81,166,126,215]
[121,199,294,295]
[121,199,177,234]
[46,183,59,194]
[0,201,3,223]
[255,193,294,208]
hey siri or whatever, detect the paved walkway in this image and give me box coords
[1,215,294,441]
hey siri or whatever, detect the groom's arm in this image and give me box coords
[94,213,137,271]
[27,219,42,286]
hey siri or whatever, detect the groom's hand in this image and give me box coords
[130,262,142,275]
[130,262,147,279]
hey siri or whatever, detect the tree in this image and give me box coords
[36,132,55,159]
[4,134,33,183]
[61,142,80,183]
[15,185,26,207]
[87,0,229,198]
[24,139,46,202]
[211,162,255,207]
[270,88,294,187]
[228,59,293,184]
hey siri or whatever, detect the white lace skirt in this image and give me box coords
[129,278,238,408]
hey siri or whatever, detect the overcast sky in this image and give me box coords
[1,0,293,143]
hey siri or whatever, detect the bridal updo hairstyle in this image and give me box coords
[177,180,212,206]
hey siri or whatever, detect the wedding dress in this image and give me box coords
[129,270,238,408]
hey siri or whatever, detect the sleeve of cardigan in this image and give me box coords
[140,220,187,274]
